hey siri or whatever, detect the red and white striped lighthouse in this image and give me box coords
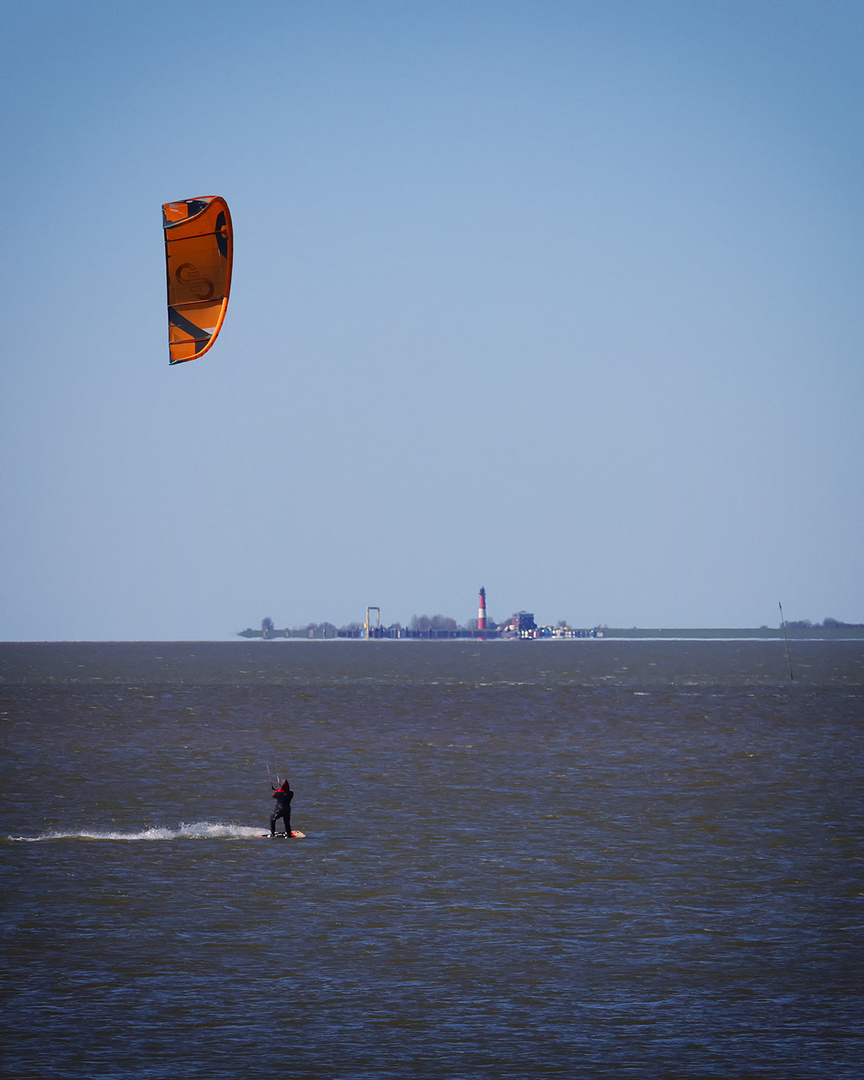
[477,586,487,631]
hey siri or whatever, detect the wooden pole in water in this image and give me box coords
[779,602,794,680]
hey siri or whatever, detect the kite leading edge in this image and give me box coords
[162,196,233,365]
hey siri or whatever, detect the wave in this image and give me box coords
[6,821,267,842]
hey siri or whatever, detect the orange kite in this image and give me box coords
[162,196,233,364]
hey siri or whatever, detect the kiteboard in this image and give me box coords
[259,831,305,839]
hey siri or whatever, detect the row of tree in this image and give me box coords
[282,613,581,634]
[784,617,863,629]
[292,615,484,633]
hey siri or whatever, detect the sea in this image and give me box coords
[2,638,863,1079]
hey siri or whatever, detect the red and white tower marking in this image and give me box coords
[478,586,487,631]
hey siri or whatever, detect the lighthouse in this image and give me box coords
[478,586,487,631]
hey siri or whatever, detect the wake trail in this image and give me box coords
[6,822,266,842]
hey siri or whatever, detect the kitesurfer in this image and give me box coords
[270,779,293,837]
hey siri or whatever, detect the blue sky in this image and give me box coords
[2,0,862,639]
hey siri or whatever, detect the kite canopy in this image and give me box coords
[162,196,233,365]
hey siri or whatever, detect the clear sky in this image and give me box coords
[2,0,862,640]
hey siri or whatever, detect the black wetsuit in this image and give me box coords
[270,786,293,836]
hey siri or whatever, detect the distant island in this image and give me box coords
[238,615,864,641]
[239,611,605,640]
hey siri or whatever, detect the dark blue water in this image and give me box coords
[2,640,863,1078]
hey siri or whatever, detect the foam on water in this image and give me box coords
[7,821,264,842]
